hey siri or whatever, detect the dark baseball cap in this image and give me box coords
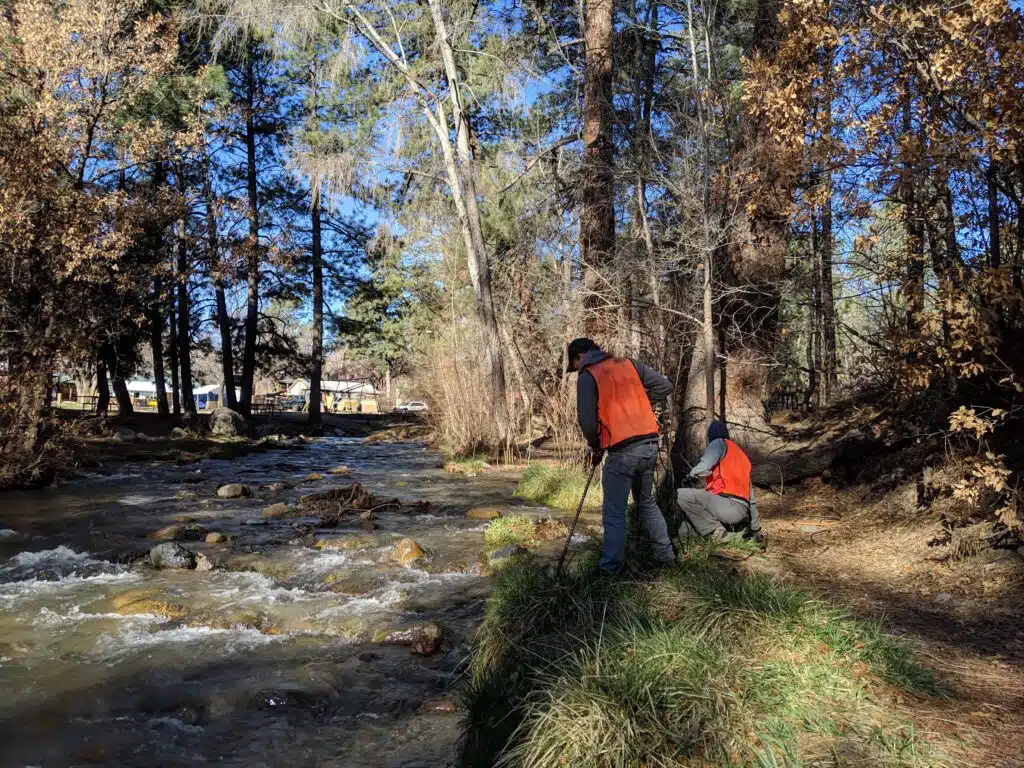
[566,337,599,372]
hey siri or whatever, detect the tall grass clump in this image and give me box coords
[515,462,603,512]
[459,553,944,768]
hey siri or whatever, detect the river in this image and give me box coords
[0,437,551,767]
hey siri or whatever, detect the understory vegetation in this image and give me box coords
[460,545,943,768]
[515,463,604,513]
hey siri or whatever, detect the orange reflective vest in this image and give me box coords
[586,357,659,450]
[706,439,751,503]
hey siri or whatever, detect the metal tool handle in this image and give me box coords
[555,461,599,576]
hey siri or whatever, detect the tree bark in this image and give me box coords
[96,358,110,415]
[239,42,260,418]
[175,201,196,422]
[203,141,237,411]
[168,294,181,417]
[818,54,837,403]
[580,0,616,336]
[150,275,170,418]
[426,0,511,441]
[308,62,324,433]
[103,343,135,416]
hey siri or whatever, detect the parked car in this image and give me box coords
[395,401,428,413]
[281,395,307,412]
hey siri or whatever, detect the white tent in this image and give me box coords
[287,379,377,398]
[126,380,157,397]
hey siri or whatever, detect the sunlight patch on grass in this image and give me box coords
[515,462,603,512]
[459,555,944,768]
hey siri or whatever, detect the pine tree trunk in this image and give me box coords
[240,43,260,418]
[150,275,170,418]
[96,358,110,415]
[818,55,837,403]
[176,207,196,421]
[103,344,134,416]
[168,296,181,417]
[580,0,615,336]
[308,64,324,433]
[203,141,237,411]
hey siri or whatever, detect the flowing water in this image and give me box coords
[0,438,556,767]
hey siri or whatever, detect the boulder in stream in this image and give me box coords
[149,542,197,570]
[262,480,294,493]
[262,502,293,519]
[467,508,501,520]
[210,407,247,437]
[391,538,427,565]
[205,532,230,544]
[375,621,446,655]
[327,465,351,476]
[103,588,188,620]
[217,483,250,499]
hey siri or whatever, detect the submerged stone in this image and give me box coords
[149,542,197,570]
[419,698,458,714]
[205,532,230,544]
[149,523,207,542]
[262,503,292,519]
[102,589,188,620]
[375,621,445,655]
[327,466,351,476]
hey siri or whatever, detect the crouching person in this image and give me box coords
[677,420,766,548]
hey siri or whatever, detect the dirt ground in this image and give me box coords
[748,477,1024,767]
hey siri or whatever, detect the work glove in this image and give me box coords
[589,449,605,468]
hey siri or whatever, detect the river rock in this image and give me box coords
[210,407,246,437]
[170,426,188,440]
[376,621,445,655]
[194,553,215,572]
[419,698,458,714]
[391,538,427,565]
[488,544,529,569]
[262,503,292,519]
[359,520,378,532]
[105,589,188,620]
[0,528,25,542]
[327,465,351,476]
[149,523,207,542]
[305,473,325,483]
[149,542,197,570]
[205,532,230,544]
[467,508,501,520]
[217,483,250,499]
[113,426,138,442]
[262,481,294,493]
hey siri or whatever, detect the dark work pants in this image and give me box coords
[599,438,675,572]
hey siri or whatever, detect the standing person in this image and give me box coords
[677,420,766,547]
[568,338,676,573]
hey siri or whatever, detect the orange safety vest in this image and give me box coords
[706,438,751,503]
[586,357,660,450]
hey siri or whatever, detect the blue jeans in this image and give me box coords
[599,439,675,572]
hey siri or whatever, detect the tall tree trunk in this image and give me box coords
[168,295,181,417]
[818,53,837,403]
[96,358,110,415]
[150,275,170,418]
[807,213,821,408]
[902,99,925,332]
[203,141,237,411]
[580,0,616,336]
[240,42,260,418]
[103,343,134,416]
[427,0,511,441]
[175,194,196,422]
[308,62,324,433]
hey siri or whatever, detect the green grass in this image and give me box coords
[515,462,603,512]
[445,457,491,474]
[459,552,944,768]
[484,516,538,551]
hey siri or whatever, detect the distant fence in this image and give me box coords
[765,388,810,415]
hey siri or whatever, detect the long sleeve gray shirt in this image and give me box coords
[576,350,672,452]
[687,438,761,531]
